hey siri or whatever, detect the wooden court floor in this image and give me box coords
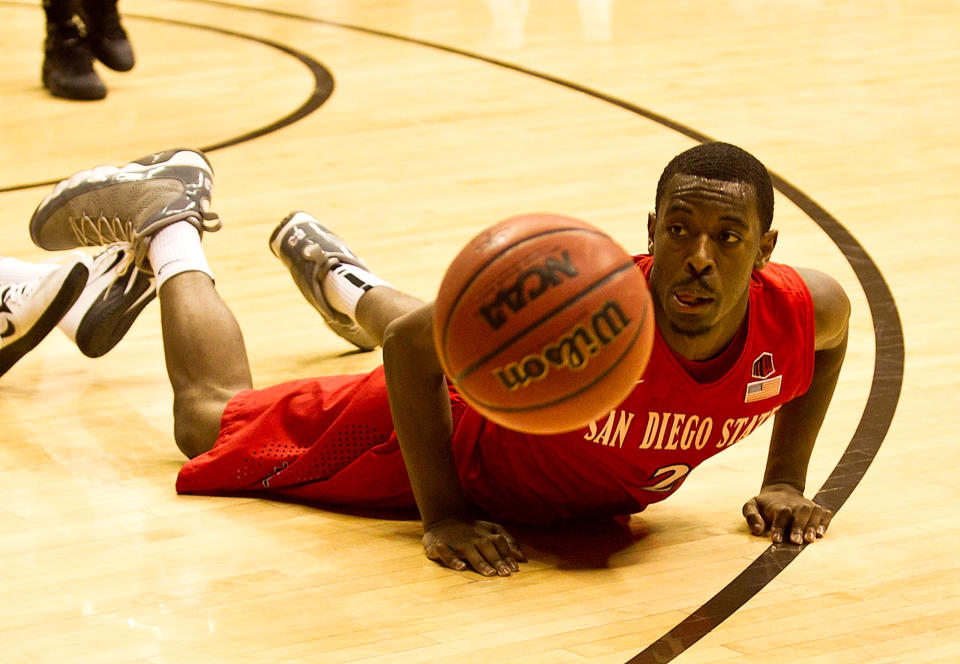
[1,1,958,662]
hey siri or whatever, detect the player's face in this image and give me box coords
[648,174,776,355]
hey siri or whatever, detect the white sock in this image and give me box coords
[321,264,391,318]
[0,256,58,284]
[147,222,214,290]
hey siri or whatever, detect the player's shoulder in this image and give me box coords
[791,267,850,350]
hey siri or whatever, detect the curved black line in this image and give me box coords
[0,3,333,194]
[7,0,905,659]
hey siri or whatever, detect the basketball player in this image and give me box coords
[24,142,848,577]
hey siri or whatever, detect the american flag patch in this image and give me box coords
[744,375,782,402]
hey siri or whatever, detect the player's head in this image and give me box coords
[647,142,779,346]
[654,142,774,232]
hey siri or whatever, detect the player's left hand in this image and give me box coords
[742,482,833,544]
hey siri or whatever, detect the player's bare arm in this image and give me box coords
[743,268,850,543]
[381,302,525,576]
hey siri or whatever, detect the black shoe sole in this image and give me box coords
[75,270,156,358]
[42,76,107,100]
[268,211,298,251]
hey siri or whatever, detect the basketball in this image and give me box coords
[433,213,655,434]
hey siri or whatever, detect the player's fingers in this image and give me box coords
[487,534,521,572]
[818,507,834,536]
[479,521,526,563]
[803,505,827,542]
[459,545,498,577]
[769,505,792,543]
[742,498,767,535]
[494,525,527,562]
[427,543,468,572]
[476,540,513,576]
[503,530,527,563]
[790,503,814,544]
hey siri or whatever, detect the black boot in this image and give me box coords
[75,0,134,72]
[42,19,106,100]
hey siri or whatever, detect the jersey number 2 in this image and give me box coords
[646,464,691,493]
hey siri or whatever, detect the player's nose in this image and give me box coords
[684,234,715,276]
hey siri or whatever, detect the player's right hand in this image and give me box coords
[423,517,526,576]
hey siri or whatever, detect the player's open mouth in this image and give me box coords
[672,292,713,311]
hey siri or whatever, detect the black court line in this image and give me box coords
[178,4,903,660]
[0,3,333,194]
[7,1,905,660]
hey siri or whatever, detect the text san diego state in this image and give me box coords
[583,406,781,450]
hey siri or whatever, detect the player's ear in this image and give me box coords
[754,228,778,270]
[647,212,656,253]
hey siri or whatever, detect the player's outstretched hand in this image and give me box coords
[423,517,526,576]
[742,482,833,545]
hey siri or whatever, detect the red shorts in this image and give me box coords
[176,366,430,512]
[177,367,643,525]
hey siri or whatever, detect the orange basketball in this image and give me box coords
[433,213,655,434]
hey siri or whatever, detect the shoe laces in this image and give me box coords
[0,278,40,310]
[302,245,341,285]
[92,244,140,297]
[69,213,142,259]
[67,210,220,272]
[301,245,350,323]
[198,210,222,233]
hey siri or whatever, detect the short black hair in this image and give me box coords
[655,142,774,232]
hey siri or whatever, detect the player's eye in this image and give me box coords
[667,223,688,237]
[719,231,743,244]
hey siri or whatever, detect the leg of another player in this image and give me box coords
[158,270,252,459]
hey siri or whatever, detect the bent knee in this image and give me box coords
[172,388,235,458]
[174,425,216,459]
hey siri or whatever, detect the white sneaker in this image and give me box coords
[0,260,89,377]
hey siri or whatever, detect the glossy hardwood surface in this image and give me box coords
[1,1,957,662]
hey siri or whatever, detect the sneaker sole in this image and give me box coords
[75,270,156,358]
[0,263,89,377]
[42,75,108,100]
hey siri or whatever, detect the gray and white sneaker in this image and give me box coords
[30,148,221,268]
[269,211,377,351]
[0,260,89,377]
[58,245,156,358]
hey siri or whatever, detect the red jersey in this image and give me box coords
[178,256,814,526]
[449,256,816,524]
